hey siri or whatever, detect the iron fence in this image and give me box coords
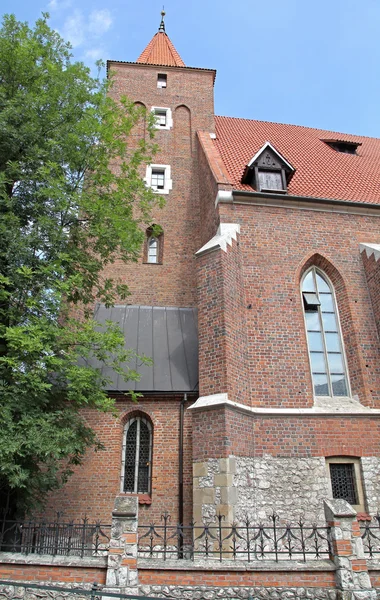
[360,515,380,558]
[0,513,111,557]
[138,512,332,562]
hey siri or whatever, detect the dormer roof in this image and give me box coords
[247,141,295,172]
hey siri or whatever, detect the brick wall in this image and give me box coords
[41,395,196,526]
[193,404,380,462]
[0,564,106,584]
[361,250,380,340]
[102,62,215,308]
[212,201,380,408]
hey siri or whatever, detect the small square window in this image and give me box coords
[155,110,166,127]
[329,463,358,505]
[326,458,365,511]
[145,164,172,195]
[151,169,165,190]
[151,107,173,130]
[157,74,167,88]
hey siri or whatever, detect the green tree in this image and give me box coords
[0,13,161,513]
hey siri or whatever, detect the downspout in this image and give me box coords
[178,393,186,556]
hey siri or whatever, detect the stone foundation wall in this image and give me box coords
[361,458,380,515]
[194,456,380,525]
[234,457,329,523]
[140,584,337,599]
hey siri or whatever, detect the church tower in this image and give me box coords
[106,12,216,307]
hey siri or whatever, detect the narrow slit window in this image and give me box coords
[148,236,158,263]
[302,267,349,397]
[123,416,152,494]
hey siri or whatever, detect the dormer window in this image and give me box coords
[323,139,361,155]
[241,142,295,194]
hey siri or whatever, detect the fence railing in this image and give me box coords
[138,512,332,562]
[0,514,111,557]
[361,515,380,558]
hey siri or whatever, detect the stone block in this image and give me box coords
[193,462,208,477]
[107,554,122,569]
[113,494,138,517]
[324,498,357,521]
[353,572,372,590]
[219,456,236,474]
[336,568,355,589]
[221,486,238,505]
[214,473,234,487]
[194,487,215,503]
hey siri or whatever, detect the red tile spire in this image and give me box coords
[137,10,185,67]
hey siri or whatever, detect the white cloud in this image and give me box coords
[47,0,72,11]
[84,47,105,62]
[62,10,85,48]
[88,10,113,37]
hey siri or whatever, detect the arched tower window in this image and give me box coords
[144,225,163,264]
[122,416,152,494]
[302,267,350,397]
[148,236,158,263]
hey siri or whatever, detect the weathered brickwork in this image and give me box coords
[41,395,195,526]
[0,565,105,584]
[101,62,215,308]
[214,201,380,408]
[361,251,380,340]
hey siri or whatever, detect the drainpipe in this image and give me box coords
[178,393,186,556]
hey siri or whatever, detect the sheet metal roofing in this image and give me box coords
[91,305,198,393]
[214,116,380,204]
[137,31,185,67]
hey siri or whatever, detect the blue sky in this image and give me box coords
[2,0,379,137]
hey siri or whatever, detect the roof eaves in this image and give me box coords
[107,60,217,82]
[230,189,380,209]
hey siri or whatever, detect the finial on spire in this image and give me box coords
[159,6,166,32]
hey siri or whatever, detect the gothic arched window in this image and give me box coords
[145,225,163,264]
[122,416,152,494]
[302,267,350,397]
[148,236,158,263]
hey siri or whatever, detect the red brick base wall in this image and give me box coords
[0,564,106,584]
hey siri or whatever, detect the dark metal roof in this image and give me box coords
[92,305,198,393]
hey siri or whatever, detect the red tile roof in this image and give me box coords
[137,32,185,67]
[214,116,380,204]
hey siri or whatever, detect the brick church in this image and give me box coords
[45,14,380,529]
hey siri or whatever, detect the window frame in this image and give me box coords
[157,73,167,88]
[145,164,172,195]
[121,416,153,495]
[301,267,351,398]
[151,106,173,130]
[325,457,365,512]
